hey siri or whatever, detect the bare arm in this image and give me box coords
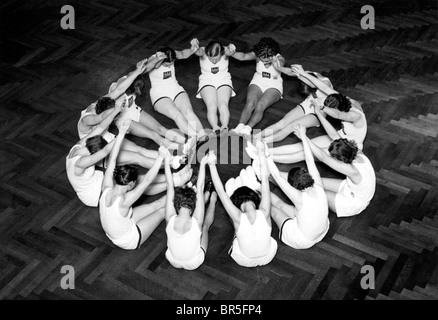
[307,138,361,182]
[230,51,257,61]
[292,65,337,96]
[123,147,166,207]
[314,104,342,141]
[294,124,324,188]
[256,141,271,218]
[175,38,200,60]
[208,153,241,226]
[324,107,361,123]
[192,157,208,227]
[75,139,116,171]
[266,155,303,210]
[101,119,131,190]
[164,152,176,222]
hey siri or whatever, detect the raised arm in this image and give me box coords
[265,148,303,210]
[101,119,131,190]
[323,106,361,123]
[175,38,200,60]
[256,140,271,218]
[207,152,241,226]
[291,65,337,97]
[107,59,151,100]
[313,104,342,141]
[307,138,361,183]
[123,146,167,207]
[294,124,324,188]
[164,151,176,222]
[230,50,257,61]
[192,155,208,227]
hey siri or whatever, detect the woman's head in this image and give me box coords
[125,75,145,96]
[230,186,261,211]
[205,40,224,63]
[95,96,115,114]
[85,135,108,154]
[328,138,358,164]
[298,72,332,97]
[174,186,197,214]
[324,93,351,112]
[113,165,139,189]
[253,37,280,61]
[287,167,315,190]
[157,47,177,66]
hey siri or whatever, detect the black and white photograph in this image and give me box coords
[0,0,437,307]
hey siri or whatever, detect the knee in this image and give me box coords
[207,103,218,113]
[254,103,266,114]
[245,101,257,112]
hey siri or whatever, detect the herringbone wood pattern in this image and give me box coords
[0,0,438,300]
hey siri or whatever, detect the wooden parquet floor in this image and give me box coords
[0,0,438,300]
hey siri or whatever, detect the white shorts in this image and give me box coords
[165,247,205,270]
[249,73,283,98]
[117,104,142,122]
[337,129,364,151]
[150,84,186,107]
[335,180,369,217]
[280,218,329,249]
[107,224,142,250]
[196,73,236,98]
[229,236,278,267]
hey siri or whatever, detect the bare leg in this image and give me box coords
[247,89,281,128]
[269,114,321,143]
[117,150,160,168]
[239,85,262,125]
[139,112,185,144]
[200,86,220,131]
[135,206,166,246]
[217,86,232,129]
[155,98,196,136]
[200,191,217,253]
[271,205,297,231]
[321,178,343,193]
[175,93,204,134]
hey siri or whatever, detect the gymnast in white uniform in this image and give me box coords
[148,39,205,137]
[68,111,192,207]
[107,55,185,149]
[269,65,367,164]
[302,127,376,217]
[255,70,333,143]
[208,143,277,268]
[164,151,217,270]
[193,39,237,133]
[78,56,162,142]
[230,37,285,134]
[267,124,329,249]
[99,120,171,250]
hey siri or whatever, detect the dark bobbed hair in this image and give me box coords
[125,75,146,96]
[174,186,197,214]
[328,138,358,164]
[253,37,280,59]
[287,167,315,190]
[96,96,115,114]
[85,135,108,154]
[205,40,224,57]
[113,164,139,185]
[230,186,261,210]
[297,72,318,97]
[157,47,177,63]
[324,93,351,112]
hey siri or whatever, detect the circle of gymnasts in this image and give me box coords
[67,37,376,270]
